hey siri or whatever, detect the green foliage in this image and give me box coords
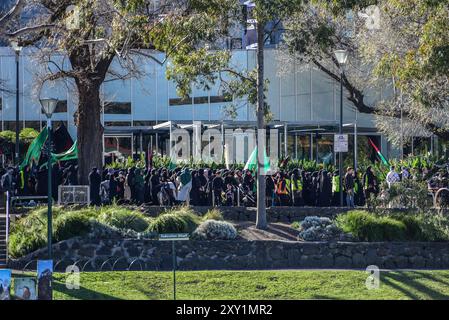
[19,128,39,142]
[99,207,150,232]
[336,210,407,241]
[337,210,449,242]
[0,130,15,142]
[8,226,46,259]
[8,206,64,258]
[203,208,224,221]
[148,207,201,234]
[53,212,92,243]
[386,179,433,211]
[291,221,301,229]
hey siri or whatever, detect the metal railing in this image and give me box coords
[5,191,10,265]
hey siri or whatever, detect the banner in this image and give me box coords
[14,278,37,300]
[37,260,53,300]
[244,146,270,173]
[0,269,11,300]
[19,127,48,170]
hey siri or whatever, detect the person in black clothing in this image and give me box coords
[243,170,254,194]
[108,174,117,203]
[212,170,224,206]
[190,170,201,206]
[150,169,161,205]
[198,169,208,205]
[362,166,378,205]
[344,167,355,208]
[318,170,332,207]
[35,168,48,196]
[89,167,101,206]
[126,167,136,203]
[265,175,275,207]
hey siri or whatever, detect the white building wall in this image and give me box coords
[0,47,382,135]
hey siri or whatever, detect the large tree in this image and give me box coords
[2,0,237,183]
[280,0,449,146]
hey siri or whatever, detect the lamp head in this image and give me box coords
[10,39,22,53]
[40,98,58,118]
[334,49,348,65]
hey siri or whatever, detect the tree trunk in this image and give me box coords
[76,81,103,185]
[255,21,267,230]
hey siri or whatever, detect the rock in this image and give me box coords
[287,249,301,264]
[96,246,112,256]
[334,255,352,268]
[409,255,425,268]
[352,253,365,267]
[268,246,284,260]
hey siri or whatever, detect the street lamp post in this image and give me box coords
[10,40,22,166]
[40,98,58,260]
[334,49,348,207]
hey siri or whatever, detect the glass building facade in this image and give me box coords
[0,47,440,164]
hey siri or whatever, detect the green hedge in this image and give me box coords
[98,208,149,232]
[336,210,449,242]
[53,212,92,242]
[336,210,407,241]
[148,207,201,234]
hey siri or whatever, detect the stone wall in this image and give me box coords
[9,238,449,270]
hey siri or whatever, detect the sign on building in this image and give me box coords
[334,134,349,153]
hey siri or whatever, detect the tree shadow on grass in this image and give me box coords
[382,272,449,300]
[410,271,449,287]
[53,281,122,300]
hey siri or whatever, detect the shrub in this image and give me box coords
[148,207,201,234]
[417,213,449,241]
[53,212,92,242]
[99,208,149,232]
[291,221,301,229]
[390,213,426,241]
[203,208,224,221]
[336,210,407,241]
[192,220,237,240]
[148,213,194,233]
[298,216,351,241]
[8,225,46,258]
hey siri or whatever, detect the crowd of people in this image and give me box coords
[2,160,446,208]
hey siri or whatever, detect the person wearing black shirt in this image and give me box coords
[212,171,224,206]
[88,167,101,206]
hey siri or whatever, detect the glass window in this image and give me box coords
[104,136,133,159]
[55,100,67,113]
[296,135,311,160]
[317,135,334,164]
[25,121,41,131]
[133,121,156,127]
[210,96,232,104]
[3,121,24,132]
[104,121,132,127]
[193,96,209,104]
[169,97,192,106]
[104,102,132,114]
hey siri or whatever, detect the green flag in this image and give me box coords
[19,127,48,170]
[53,140,78,162]
[244,146,270,173]
[40,140,78,168]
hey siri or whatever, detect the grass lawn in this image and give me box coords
[12,270,449,300]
